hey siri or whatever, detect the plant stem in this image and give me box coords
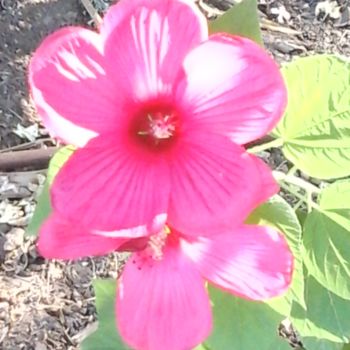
[292,198,304,211]
[306,190,313,213]
[247,138,284,153]
[274,170,320,210]
[279,182,319,210]
[273,171,321,194]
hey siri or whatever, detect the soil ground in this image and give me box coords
[0,0,349,349]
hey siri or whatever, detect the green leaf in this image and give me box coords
[303,180,350,299]
[302,337,345,350]
[273,55,350,179]
[205,286,290,350]
[26,146,75,237]
[26,182,51,237]
[295,209,308,227]
[291,272,350,343]
[246,195,305,314]
[194,344,211,350]
[46,145,75,184]
[81,279,131,350]
[209,0,262,45]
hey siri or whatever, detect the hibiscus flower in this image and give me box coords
[38,216,293,350]
[29,0,287,238]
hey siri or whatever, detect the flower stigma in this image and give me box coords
[142,113,176,140]
[130,105,180,152]
[147,229,168,260]
[131,227,172,270]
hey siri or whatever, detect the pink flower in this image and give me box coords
[38,216,293,350]
[29,0,287,238]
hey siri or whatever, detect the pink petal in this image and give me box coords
[168,132,278,236]
[29,27,120,147]
[253,154,280,203]
[116,241,212,350]
[51,135,170,237]
[37,213,126,260]
[181,225,293,300]
[102,0,207,101]
[175,34,287,145]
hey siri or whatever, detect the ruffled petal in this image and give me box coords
[37,213,126,260]
[102,0,207,101]
[116,241,212,350]
[181,225,293,300]
[175,34,287,144]
[51,135,170,237]
[29,27,120,147]
[168,132,278,236]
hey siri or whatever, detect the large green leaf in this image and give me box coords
[246,195,305,314]
[302,337,345,350]
[81,279,131,350]
[291,272,350,343]
[303,180,350,299]
[205,286,290,350]
[26,146,75,237]
[273,55,350,179]
[209,0,262,45]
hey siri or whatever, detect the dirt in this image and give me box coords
[0,0,87,150]
[259,0,350,61]
[0,0,349,349]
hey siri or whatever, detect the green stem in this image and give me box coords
[274,170,320,210]
[247,138,284,153]
[306,189,313,213]
[273,171,321,194]
[279,182,319,210]
[292,198,305,211]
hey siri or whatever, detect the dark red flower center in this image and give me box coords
[130,104,180,152]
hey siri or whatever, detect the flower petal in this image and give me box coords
[181,225,293,300]
[252,153,280,204]
[51,135,170,237]
[168,132,278,236]
[37,213,126,260]
[175,34,287,144]
[116,241,212,350]
[102,0,207,101]
[29,27,120,146]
